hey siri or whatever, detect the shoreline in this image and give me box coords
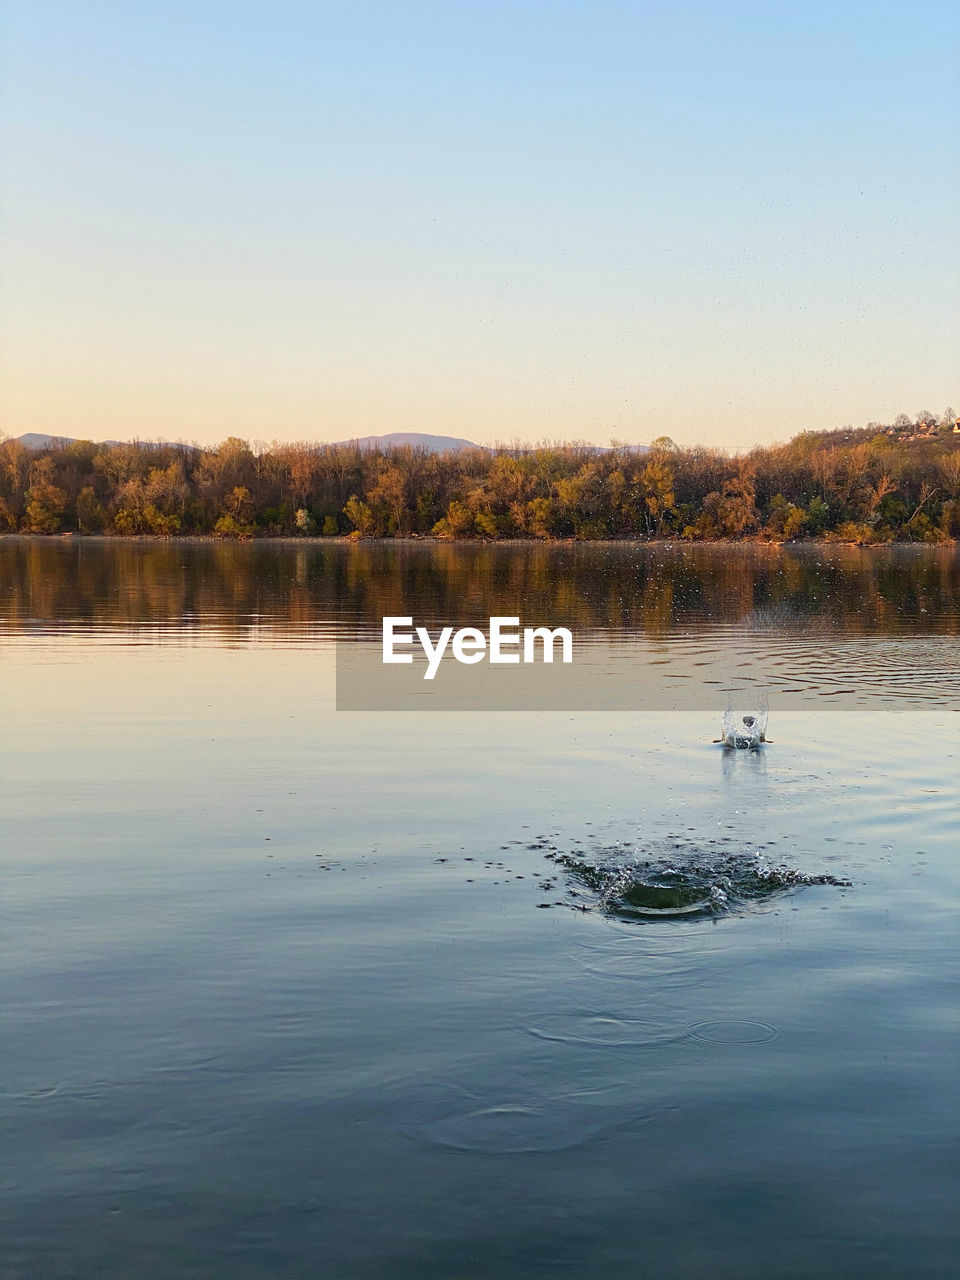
[1,532,956,550]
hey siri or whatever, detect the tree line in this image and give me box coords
[1,410,958,543]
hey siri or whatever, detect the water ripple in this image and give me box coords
[548,841,851,923]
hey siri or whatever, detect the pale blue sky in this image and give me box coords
[1,1,957,447]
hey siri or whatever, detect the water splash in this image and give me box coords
[721,687,769,748]
[547,841,849,922]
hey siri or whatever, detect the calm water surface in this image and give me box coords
[2,540,958,1279]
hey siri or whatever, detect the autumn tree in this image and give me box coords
[640,457,676,535]
[23,458,67,533]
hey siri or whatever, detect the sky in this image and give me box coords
[0,1,957,450]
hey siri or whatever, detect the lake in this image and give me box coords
[2,538,958,1279]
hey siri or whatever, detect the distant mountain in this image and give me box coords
[332,431,482,453]
[10,433,194,451]
[7,430,477,455]
[331,432,650,455]
[8,430,649,456]
[12,433,87,450]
